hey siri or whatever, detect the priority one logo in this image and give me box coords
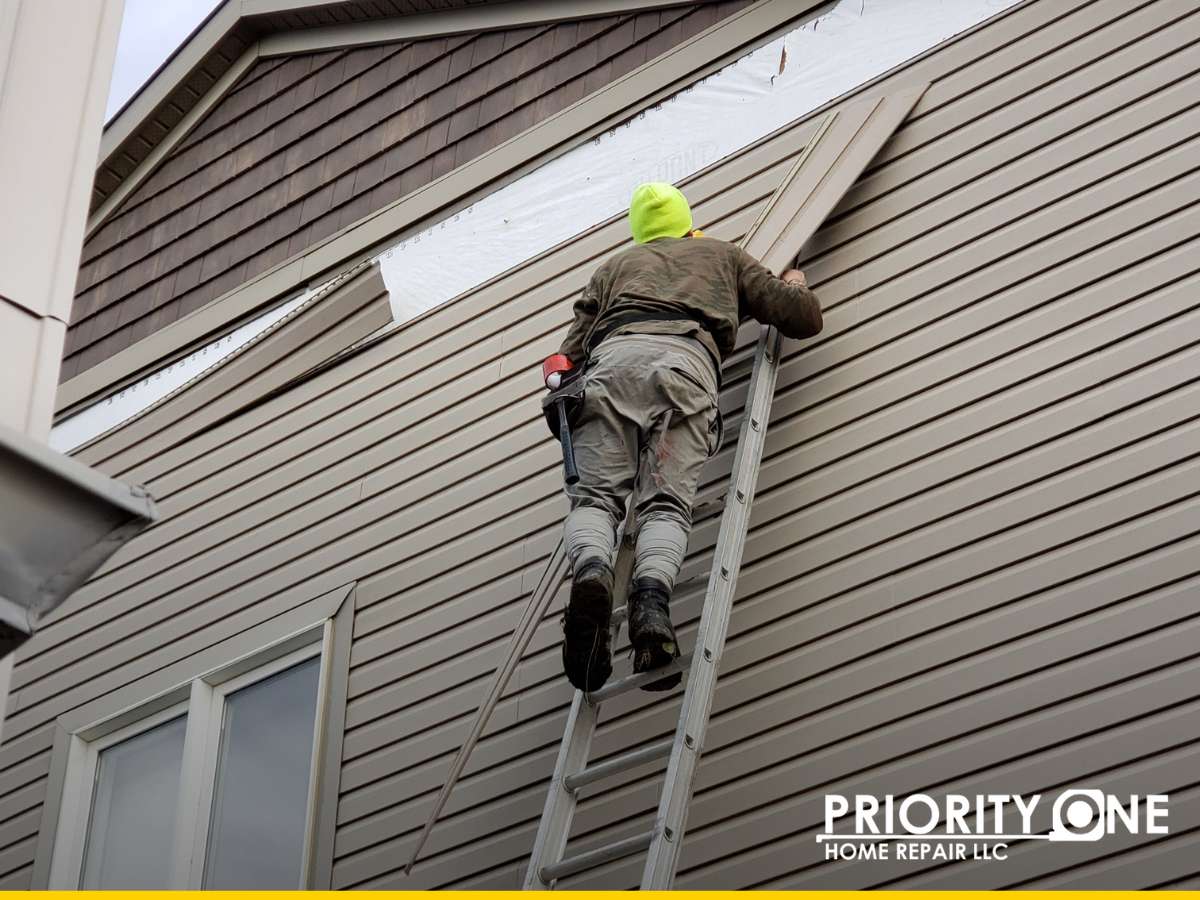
[820,791,1169,862]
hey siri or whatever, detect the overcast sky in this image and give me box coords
[106,0,224,121]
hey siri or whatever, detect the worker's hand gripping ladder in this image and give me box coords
[403,86,925,889]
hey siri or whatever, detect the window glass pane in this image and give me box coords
[203,657,321,889]
[81,715,186,889]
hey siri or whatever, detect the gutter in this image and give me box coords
[0,423,157,656]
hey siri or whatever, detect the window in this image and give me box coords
[42,601,351,891]
[200,654,321,889]
[79,707,188,889]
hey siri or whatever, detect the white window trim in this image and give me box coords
[34,582,354,890]
[48,633,329,889]
[187,642,328,889]
[50,700,190,889]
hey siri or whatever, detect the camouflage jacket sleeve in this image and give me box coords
[558,269,606,365]
[735,247,823,339]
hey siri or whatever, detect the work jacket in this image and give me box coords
[558,235,823,370]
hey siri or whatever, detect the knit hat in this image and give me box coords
[629,182,693,244]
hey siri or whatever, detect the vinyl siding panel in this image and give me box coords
[4,0,1198,889]
[64,1,754,382]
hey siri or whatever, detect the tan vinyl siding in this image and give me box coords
[3,0,1198,889]
[64,0,753,382]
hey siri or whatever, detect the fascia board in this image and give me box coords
[59,0,807,416]
[259,0,721,57]
[87,44,259,238]
[98,0,244,166]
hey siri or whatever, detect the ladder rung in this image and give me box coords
[540,830,655,883]
[588,653,691,703]
[564,738,672,792]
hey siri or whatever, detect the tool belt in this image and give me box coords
[541,367,586,439]
[542,313,720,440]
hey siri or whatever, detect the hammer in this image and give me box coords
[543,354,581,486]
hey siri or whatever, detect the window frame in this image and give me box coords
[34,583,354,890]
[62,699,190,889]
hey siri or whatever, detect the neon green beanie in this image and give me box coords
[629,182,693,244]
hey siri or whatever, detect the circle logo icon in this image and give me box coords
[1050,790,1106,841]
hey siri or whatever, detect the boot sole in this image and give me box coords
[632,627,682,692]
[562,576,613,692]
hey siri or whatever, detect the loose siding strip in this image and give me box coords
[62,1,754,381]
[4,0,1199,890]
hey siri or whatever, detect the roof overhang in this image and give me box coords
[66,0,808,417]
[94,0,724,219]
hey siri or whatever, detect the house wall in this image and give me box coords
[63,0,753,382]
[3,0,1199,889]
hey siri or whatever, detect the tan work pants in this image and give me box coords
[563,333,720,589]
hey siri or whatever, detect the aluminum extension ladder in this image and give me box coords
[403,87,924,889]
[522,314,785,889]
[522,84,926,886]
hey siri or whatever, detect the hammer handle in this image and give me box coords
[555,397,580,485]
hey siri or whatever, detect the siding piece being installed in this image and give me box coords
[63,1,755,382]
[3,0,1199,890]
[73,260,390,467]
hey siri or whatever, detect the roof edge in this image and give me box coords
[64,0,800,414]
[92,0,722,219]
[258,0,717,57]
[99,0,244,168]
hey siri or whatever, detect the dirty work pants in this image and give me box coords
[563,333,721,589]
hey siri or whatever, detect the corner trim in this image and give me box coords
[307,585,354,890]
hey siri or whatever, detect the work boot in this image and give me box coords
[627,578,682,692]
[561,560,614,692]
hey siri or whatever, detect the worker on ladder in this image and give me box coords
[541,183,823,694]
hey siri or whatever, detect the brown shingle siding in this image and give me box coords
[67,2,754,380]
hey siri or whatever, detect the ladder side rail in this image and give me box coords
[636,108,837,890]
[523,691,599,889]
[639,324,783,889]
[525,510,638,888]
[638,86,928,889]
